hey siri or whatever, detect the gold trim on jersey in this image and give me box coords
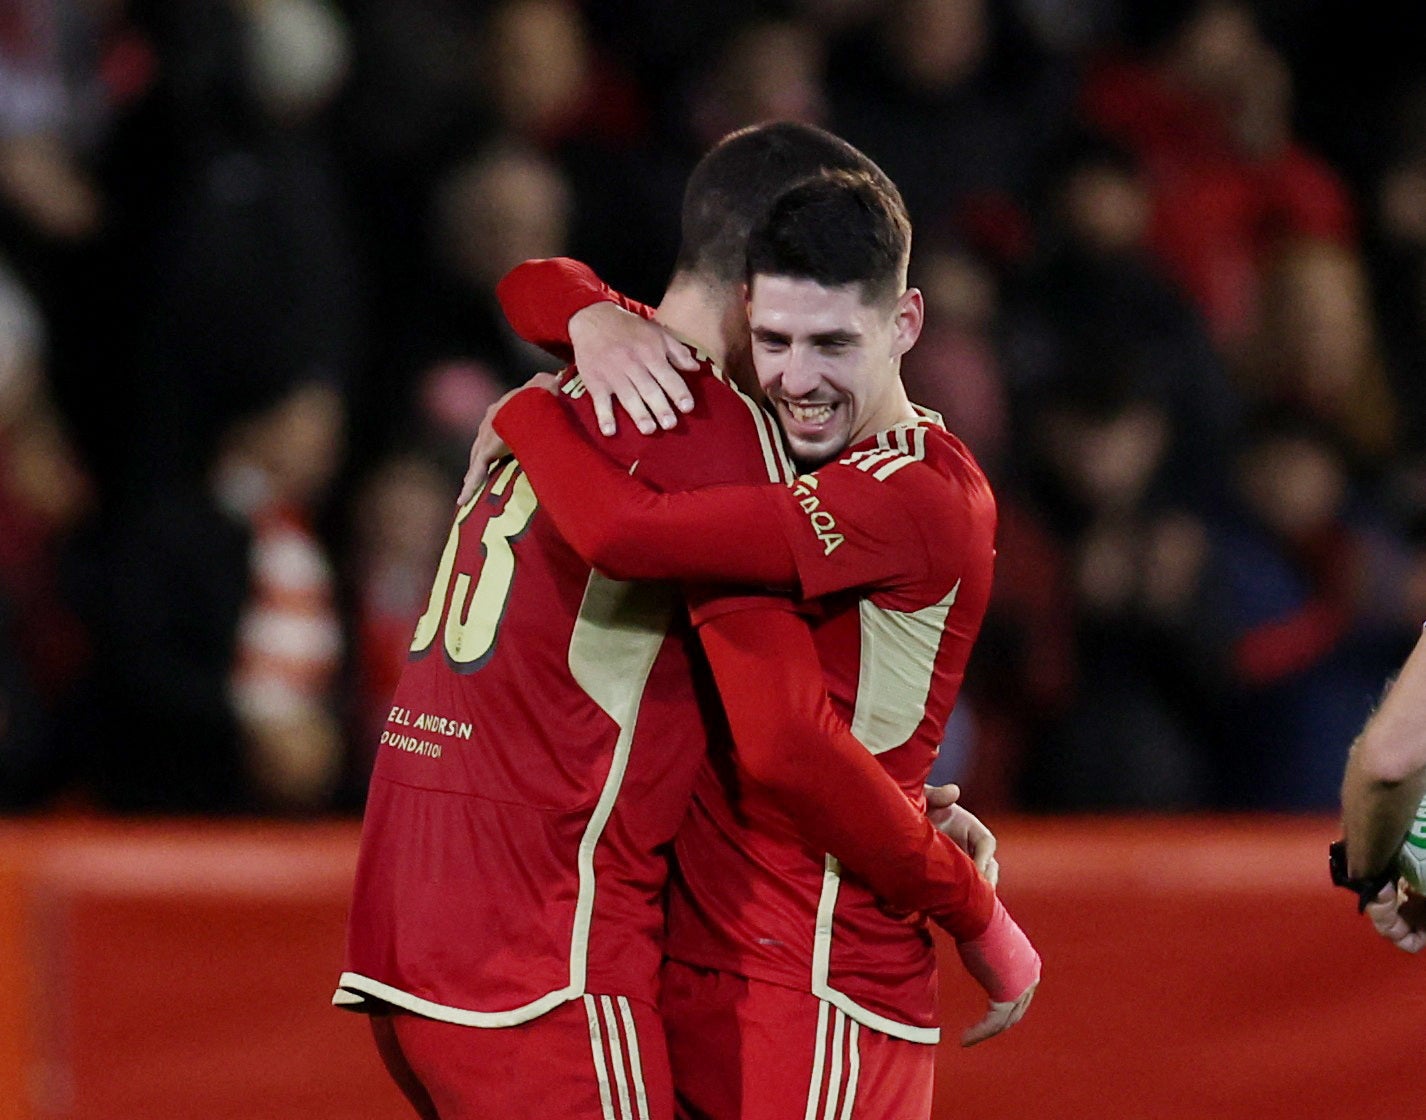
[806,577,966,1044]
[849,581,961,755]
[809,855,941,1045]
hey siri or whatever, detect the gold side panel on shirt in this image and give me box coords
[565,573,675,995]
[568,574,675,726]
[848,580,960,755]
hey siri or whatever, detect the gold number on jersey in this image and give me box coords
[409,460,539,671]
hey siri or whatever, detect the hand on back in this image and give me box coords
[567,302,699,436]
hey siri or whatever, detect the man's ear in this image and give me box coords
[891,287,925,358]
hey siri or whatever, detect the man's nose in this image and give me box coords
[779,345,822,398]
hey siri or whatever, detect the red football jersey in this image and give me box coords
[668,417,997,1042]
[492,260,1000,1043]
[336,358,793,1025]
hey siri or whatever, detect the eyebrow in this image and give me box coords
[751,327,861,346]
[810,331,860,346]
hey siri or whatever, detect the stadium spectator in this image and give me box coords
[94,374,347,813]
[1009,130,1239,509]
[826,0,1075,236]
[1239,238,1398,472]
[1082,1,1355,353]
[0,0,155,497]
[902,241,1008,475]
[419,144,571,387]
[1207,413,1417,807]
[686,17,828,149]
[0,259,89,806]
[1016,377,1216,809]
[133,0,359,498]
[345,450,451,786]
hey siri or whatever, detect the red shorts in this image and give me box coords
[661,960,934,1120]
[370,995,673,1120]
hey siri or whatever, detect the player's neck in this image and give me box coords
[851,371,918,447]
[654,280,739,373]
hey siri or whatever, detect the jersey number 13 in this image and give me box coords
[409,460,537,672]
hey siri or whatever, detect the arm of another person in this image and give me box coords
[1342,629,1426,877]
[1341,628,1426,952]
[700,603,1039,1043]
[497,257,698,435]
[491,386,802,587]
[494,386,945,606]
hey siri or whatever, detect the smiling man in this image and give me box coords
[744,180,924,471]
[486,168,1034,1119]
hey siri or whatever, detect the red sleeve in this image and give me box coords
[497,392,993,607]
[772,446,1001,607]
[769,465,942,602]
[496,258,655,362]
[495,387,800,587]
[699,606,996,941]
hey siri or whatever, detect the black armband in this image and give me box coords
[1328,840,1397,913]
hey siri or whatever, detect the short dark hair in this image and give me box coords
[745,170,912,306]
[673,122,897,285]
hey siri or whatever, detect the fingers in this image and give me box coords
[967,813,997,860]
[665,336,701,375]
[587,363,675,436]
[924,782,961,810]
[650,361,695,416]
[457,467,480,507]
[1366,883,1426,953]
[570,306,695,435]
[592,388,619,437]
[457,437,507,505]
[1400,928,1426,953]
[981,854,1000,889]
[961,985,1036,1048]
[458,382,536,502]
[457,439,488,506]
[611,377,661,435]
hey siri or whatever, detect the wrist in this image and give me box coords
[492,385,555,443]
[955,898,1041,1003]
[568,299,619,347]
[1328,839,1397,912]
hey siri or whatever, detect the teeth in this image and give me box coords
[786,401,834,424]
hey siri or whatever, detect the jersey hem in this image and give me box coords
[333,971,579,1027]
[810,855,941,1044]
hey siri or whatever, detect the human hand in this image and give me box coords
[956,898,1041,1047]
[925,783,999,887]
[457,372,561,505]
[567,301,699,436]
[1364,881,1426,953]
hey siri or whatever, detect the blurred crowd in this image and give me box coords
[2,0,1425,815]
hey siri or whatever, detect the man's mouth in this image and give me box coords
[782,399,837,427]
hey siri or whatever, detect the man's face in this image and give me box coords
[747,274,922,468]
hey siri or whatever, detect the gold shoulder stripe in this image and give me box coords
[725,380,792,483]
[847,449,903,474]
[871,455,916,481]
